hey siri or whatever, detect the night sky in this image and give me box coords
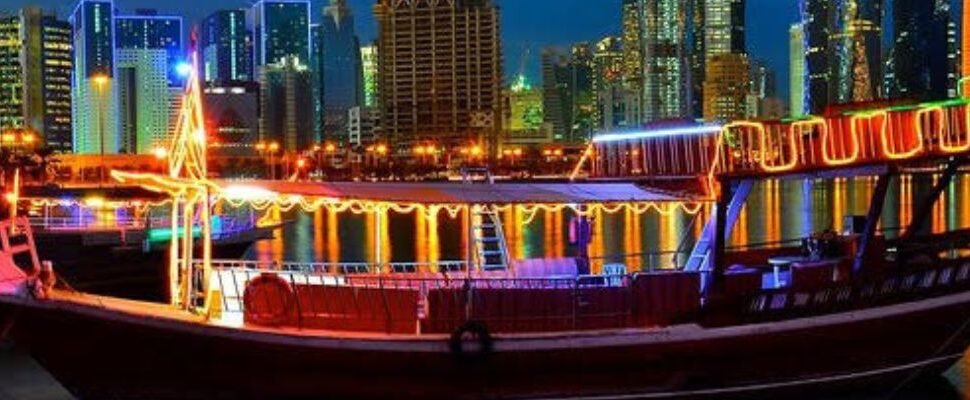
[7,0,801,98]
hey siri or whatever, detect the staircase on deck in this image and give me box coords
[462,168,511,271]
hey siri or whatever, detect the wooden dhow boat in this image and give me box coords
[3,59,970,399]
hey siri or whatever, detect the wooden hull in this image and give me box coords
[3,290,970,399]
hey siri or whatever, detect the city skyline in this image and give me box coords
[5,0,801,98]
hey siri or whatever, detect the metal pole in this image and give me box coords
[374,206,382,273]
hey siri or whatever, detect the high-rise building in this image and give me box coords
[251,0,311,69]
[887,0,954,101]
[0,8,72,151]
[115,10,183,86]
[541,48,571,142]
[571,43,596,142]
[803,0,833,114]
[641,0,688,121]
[374,0,503,151]
[593,37,632,132]
[687,0,745,119]
[790,23,807,116]
[72,0,120,155]
[260,56,314,152]
[621,0,642,87]
[505,75,545,145]
[116,49,169,154]
[360,43,378,108]
[200,10,253,84]
[830,0,882,102]
[703,53,750,121]
[963,0,970,81]
[317,0,364,143]
[204,82,260,156]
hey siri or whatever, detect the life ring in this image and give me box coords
[243,273,297,327]
[449,321,493,359]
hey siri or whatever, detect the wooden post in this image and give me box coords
[854,170,893,274]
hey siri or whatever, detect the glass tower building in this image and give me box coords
[115,10,183,86]
[317,0,363,142]
[640,0,688,122]
[200,10,252,84]
[71,0,119,155]
[251,0,311,68]
[887,0,954,101]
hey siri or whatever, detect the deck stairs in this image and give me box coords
[460,167,510,271]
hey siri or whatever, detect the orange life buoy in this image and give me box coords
[243,273,297,327]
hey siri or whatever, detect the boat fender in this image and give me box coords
[449,321,493,359]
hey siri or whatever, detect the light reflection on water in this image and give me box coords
[247,175,970,274]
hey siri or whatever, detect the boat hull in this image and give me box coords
[3,290,970,400]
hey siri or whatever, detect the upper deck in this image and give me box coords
[591,98,970,182]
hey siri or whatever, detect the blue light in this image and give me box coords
[175,62,192,78]
[591,125,723,144]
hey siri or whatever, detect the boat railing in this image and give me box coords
[207,264,702,335]
[206,259,470,275]
[593,99,970,179]
[29,214,255,235]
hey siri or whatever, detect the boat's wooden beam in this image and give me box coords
[903,157,968,240]
[854,169,894,274]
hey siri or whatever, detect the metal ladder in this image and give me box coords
[473,205,510,271]
[460,167,510,271]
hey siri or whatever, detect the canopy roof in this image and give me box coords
[218,181,703,205]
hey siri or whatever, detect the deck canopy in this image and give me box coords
[216,181,704,205]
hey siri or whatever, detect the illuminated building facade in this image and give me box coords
[360,43,378,108]
[317,0,364,143]
[640,0,688,122]
[887,0,955,101]
[200,10,252,84]
[790,23,806,116]
[802,0,833,114]
[116,49,169,154]
[374,0,503,151]
[964,0,970,80]
[72,0,120,155]
[115,10,183,86]
[505,76,545,145]
[260,56,313,152]
[703,52,750,121]
[830,0,882,102]
[115,11,183,154]
[0,8,72,151]
[250,0,311,68]
[621,0,642,87]
[571,43,596,142]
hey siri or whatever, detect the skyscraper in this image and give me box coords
[571,43,596,142]
[374,0,502,151]
[115,10,183,85]
[115,10,183,154]
[641,0,688,121]
[790,23,806,116]
[360,43,378,108]
[621,0,642,87]
[0,8,72,151]
[251,0,311,69]
[200,10,253,84]
[963,0,970,82]
[693,0,746,120]
[887,0,954,101]
[260,56,314,151]
[803,0,833,114]
[830,0,882,103]
[318,0,364,142]
[703,52,750,121]
[541,48,571,142]
[72,0,119,155]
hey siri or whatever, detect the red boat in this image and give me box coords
[3,59,970,399]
